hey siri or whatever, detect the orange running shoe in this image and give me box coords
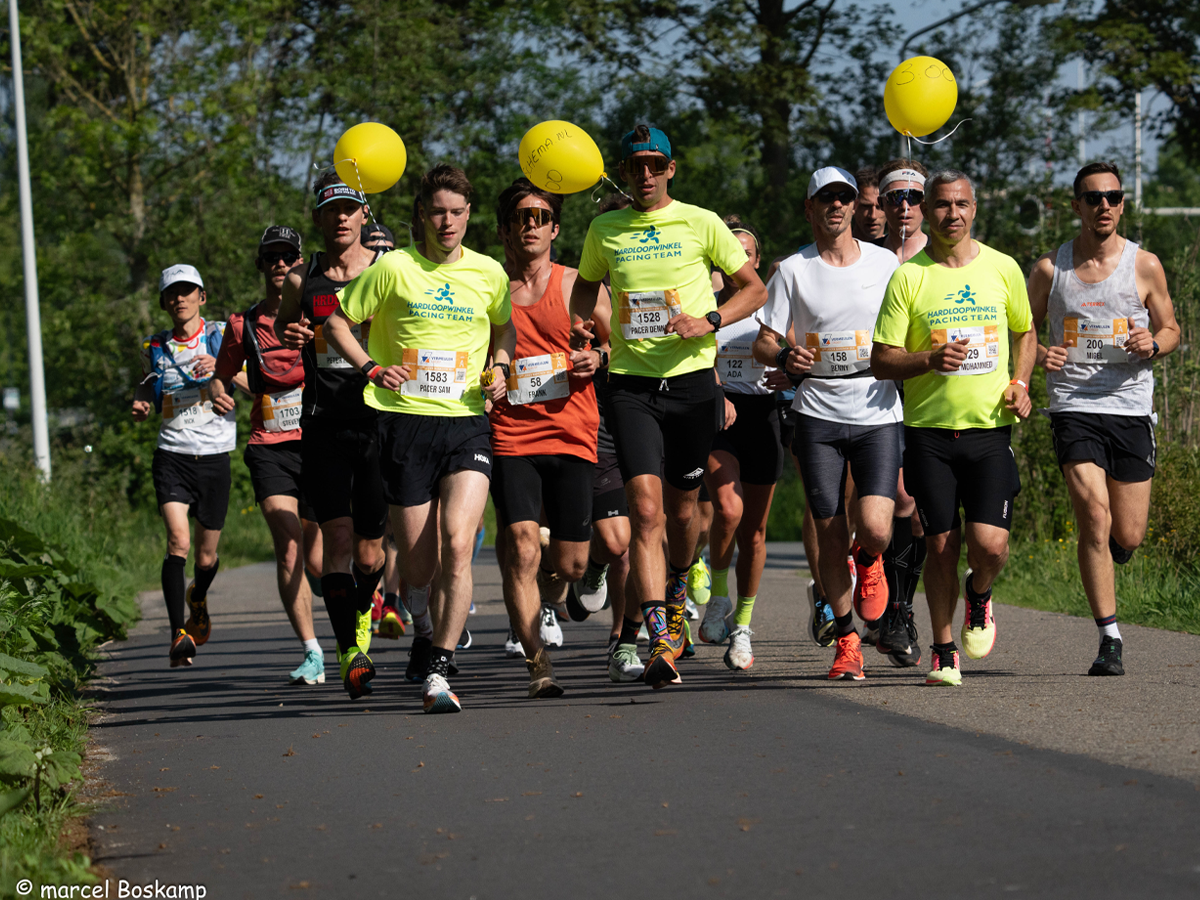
[852,552,888,622]
[378,604,407,639]
[828,631,866,681]
[644,642,682,690]
[184,582,211,646]
[169,628,196,668]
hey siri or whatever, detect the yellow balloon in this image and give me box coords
[333,123,407,194]
[519,120,604,194]
[884,56,958,138]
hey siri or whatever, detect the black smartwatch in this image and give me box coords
[1149,340,1160,359]
[598,350,609,369]
[775,346,791,369]
[493,361,511,380]
[705,310,723,332]
[360,359,380,378]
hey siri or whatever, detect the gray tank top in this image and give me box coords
[1047,239,1152,415]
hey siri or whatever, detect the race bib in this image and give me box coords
[400,348,469,401]
[261,387,302,433]
[506,353,570,406]
[162,386,214,431]
[804,330,872,377]
[315,321,370,369]
[932,325,1000,376]
[716,338,764,384]
[1063,317,1129,364]
[617,290,682,341]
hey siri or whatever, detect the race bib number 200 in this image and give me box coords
[1063,317,1129,364]
[506,353,569,406]
[618,290,682,341]
[400,348,469,400]
[932,325,999,376]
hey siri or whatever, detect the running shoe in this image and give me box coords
[457,628,472,651]
[687,556,711,607]
[526,647,564,699]
[1087,636,1124,676]
[169,628,196,668]
[700,595,733,644]
[184,582,211,646]
[407,635,432,683]
[680,618,696,658]
[448,654,460,677]
[468,601,477,615]
[925,645,962,686]
[876,605,911,656]
[663,602,689,659]
[537,566,570,617]
[339,647,375,700]
[644,643,682,690]
[473,525,486,562]
[861,622,880,647]
[505,626,525,659]
[565,583,591,622]
[539,605,563,648]
[806,580,836,648]
[960,568,996,660]
[724,626,754,671]
[355,608,372,656]
[370,588,384,633]
[289,649,325,684]
[852,552,888,622]
[827,631,866,681]
[637,623,649,642]
[575,560,609,613]
[378,604,406,639]
[422,672,461,714]
[608,640,645,683]
[685,596,700,621]
[888,599,922,668]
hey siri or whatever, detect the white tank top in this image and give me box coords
[1047,239,1152,415]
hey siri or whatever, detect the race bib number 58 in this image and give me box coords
[506,353,570,405]
[617,290,682,341]
[932,325,999,376]
[1063,317,1129,364]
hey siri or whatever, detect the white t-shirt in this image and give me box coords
[757,241,902,426]
[714,309,769,396]
[140,321,237,456]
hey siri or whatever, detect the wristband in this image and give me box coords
[494,361,511,380]
[361,359,380,377]
[365,365,382,382]
[775,347,791,369]
[1009,378,1027,392]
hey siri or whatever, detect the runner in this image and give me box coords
[698,215,783,670]
[878,159,928,262]
[569,124,768,690]
[851,167,887,246]
[1030,161,1179,676]
[753,168,902,681]
[325,163,515,713]
[872,168,1036,686]
[211,226,327,684]
[274,172,387,700]
[133,264,235,668]
[362,222,396,252]
[488,176,604,699]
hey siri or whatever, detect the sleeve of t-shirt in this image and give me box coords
[873,268,914,348]
[337,262,392,324]
[700,210,752,276]
[488,268,513,326]
[756,263,793,337]
[577,222,609,282]
[215,314,245,382]
[1003,258,1033,333]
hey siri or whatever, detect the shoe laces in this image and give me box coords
[540,606,558,627]
[583,564,607,590]
[966,593,991,628]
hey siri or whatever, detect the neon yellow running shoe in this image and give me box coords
[960,568,996,660]
[356,608,372,655]
[925,646,962,686]
[686,557,711,607]
[339,646,375,699]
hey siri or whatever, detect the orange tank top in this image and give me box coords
[489,265,599,461]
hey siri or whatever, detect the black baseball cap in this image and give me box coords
[362,223,395,246]
[259,225,302,252]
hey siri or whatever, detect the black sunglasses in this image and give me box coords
[621,155,671,176]
[814,188,857,205]
[509,208,555,228]
[259,251,300,266]
[884,188,924,207]
[1078,190,1125,207]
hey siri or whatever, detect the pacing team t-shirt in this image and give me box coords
[578,200,749,378]
[873,241,1033,430]
[337,245,512,417]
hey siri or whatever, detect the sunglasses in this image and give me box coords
[621,156,671,176]
[259,251,300,266]
[1078,190,1125,207]
[509,208,555,228]
[814,188,857,205]
[884,188,924,207]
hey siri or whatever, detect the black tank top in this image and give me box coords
[299,250,379,422]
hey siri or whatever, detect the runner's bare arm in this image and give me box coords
[483,317,518,404]
[752,323,814,374]
[1131,249,1180,359]
[591,282,613,346]
[274,269,313,349]
[871,338,970,379]
[323,306,410,391]
[569,275,602,323]
[131,382,153,421]
[667,260,766,339]
[1003,328,1036,419]
[1027,254,1066,371]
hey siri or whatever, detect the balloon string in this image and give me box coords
[908,118,973,146]
[592,174,633,205]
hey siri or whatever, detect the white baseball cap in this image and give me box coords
[159,263,204,293]
[807,166,858,199]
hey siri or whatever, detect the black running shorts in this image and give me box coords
[606,369,720,491]
[792,416,902,519]
[377,412,493,507]
[492,454,595,542]
[243,441,316,520]
[152,449,231,531]
[711,393,784,486]
[903,425,1021,535]
[300,417,388,538]
[1050,412,1155,483]
[593,453,629,522]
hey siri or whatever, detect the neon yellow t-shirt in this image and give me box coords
[873,242,1033,429]
[338,245,512,417]
[578,200,748,378]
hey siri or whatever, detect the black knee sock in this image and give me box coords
[352,562,384,614]
[1109,535,1134,565]
[883,516,915,613]
[192,557,220,603]
[162,555,187,632]
[834,611,855,637]
[908,534,926,609]
[321,573,359,653]
[619,616,641,645]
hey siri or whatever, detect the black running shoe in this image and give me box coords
[407,635,432,683]
[565,583,591,622]
[876,605,911,656]
[1088,636,1124,676]
[861,621,880,647]
[888,600,922,668]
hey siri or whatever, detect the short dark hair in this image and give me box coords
[419,164,473,208]
[496,177,563,232]
[313,170,344,194]
[723,214,762,259]
[1074,162,1122,198]
[855,167,880,190]
[597,193,632,214]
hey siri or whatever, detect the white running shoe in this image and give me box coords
[575,560,609,613]
[607,640,645,683]
[539,605,563,648]
[724,626,754,671]
[699,595,734,644]
[422,673,461,714]
[685,596,700,620]
[504,626,524,659]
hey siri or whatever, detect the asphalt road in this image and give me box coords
[85,545,1200,899]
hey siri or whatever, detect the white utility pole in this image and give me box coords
[1134,90,1143,210]
[8,0,50,479]
[1077,61,1085,166]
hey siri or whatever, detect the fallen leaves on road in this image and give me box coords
[283,746,295,757]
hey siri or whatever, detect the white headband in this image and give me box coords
[879,169,926,191]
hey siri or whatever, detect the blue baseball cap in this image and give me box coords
[620,127,672,161]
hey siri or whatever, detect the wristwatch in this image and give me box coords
[493,361,511,380]
[705,310,723,332]
[598,350,609,369]
[1149,340,1160,359]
